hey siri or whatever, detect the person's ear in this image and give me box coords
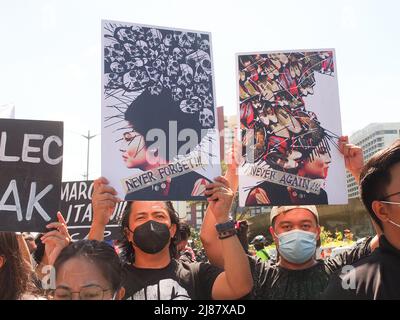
[124,227,133,242]
[316,226,321,241]
[115,287,125,300]
[269,226,278,245]
[372,200,390,224]
[170,224,177,239]
[0,256,5,269]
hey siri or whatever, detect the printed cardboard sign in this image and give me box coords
[60,180,126,240]
[237,50,347,206]
[102,20,220,201]
[0,119,63,232]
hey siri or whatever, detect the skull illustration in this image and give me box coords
[167,60,180,77]
[194,64,209,83]
[162,76,172,89]
[145,65,161,82]
[148,48,159,60]
[123,69,150,91]
[177,64,194,87]
[180,97,202,114]
[172,87,184,101]
[195,82,210,96]
[148,81,163,95]
[158,44,170,59]
[110,61,125,74]
[105,44,124,62]
[123,43,140,56]
[114,27,136,43]
[185,86,194,99]
[173,31,182,42]
[125,57,148,70]
[178,32,197,49]
[199,108,214,127]
[202,94,213,108]
[136,40,149,55]
[172,47,184,61]
[186,50,212,82]
[199,39,210,52]
[146,28,162,48]
[152,59,166,73]
[163,33,174,47]
[105,73,123,89]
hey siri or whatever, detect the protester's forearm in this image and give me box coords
[200,207,224,268]
[225,168,238,193]
[220,236,253,297]
[349,169,361,184]
[88,223,106,241]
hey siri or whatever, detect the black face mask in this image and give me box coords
[131,220,171,254]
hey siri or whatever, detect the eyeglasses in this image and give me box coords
[380,200,400,207]
[53,285,113,300]
[380,191,400,201]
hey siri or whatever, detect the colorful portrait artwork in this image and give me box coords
[237,50,347,206]
[102,20,220,201]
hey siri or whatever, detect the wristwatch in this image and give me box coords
[215,219,237,240]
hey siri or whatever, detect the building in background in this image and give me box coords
[224,114,237,156]
[347,123,400,198]
[216,106,225,160]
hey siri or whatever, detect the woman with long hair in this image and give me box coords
[0,232,34,300]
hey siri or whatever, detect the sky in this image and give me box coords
[1,0,399,182]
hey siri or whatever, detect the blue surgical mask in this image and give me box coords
[275,229,317,264]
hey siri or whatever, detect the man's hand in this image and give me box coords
[205,176,234,223]
[41,212,71,266]
[225,133,241,175]
[339,136,364,183]
[92,177,121,227]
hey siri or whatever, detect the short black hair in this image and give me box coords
[32,233,45,265]
[124,89,204,162]
[119,201,180,263]
[178,222,191,241]
[54,240,123,293]
[359,139,400,229]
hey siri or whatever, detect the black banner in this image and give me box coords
[0,119,63,232]
[60,180,126,241]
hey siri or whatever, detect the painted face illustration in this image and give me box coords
[119,130,148,169]
[300,151,331,179]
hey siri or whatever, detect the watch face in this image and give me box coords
[216,220,235,232]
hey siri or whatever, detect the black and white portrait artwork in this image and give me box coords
[101,20,220,201]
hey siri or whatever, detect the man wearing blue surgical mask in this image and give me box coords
[270,206,320,268]
[201,136,380,299]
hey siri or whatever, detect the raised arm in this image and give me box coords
[205,176,253,299]
[88,177,120,241]
[338,136,364,183]
[200,141,240,268]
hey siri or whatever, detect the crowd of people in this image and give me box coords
[1,136,400,300]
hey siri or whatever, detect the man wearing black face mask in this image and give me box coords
[88,177,253,300]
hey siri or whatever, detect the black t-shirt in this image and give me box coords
[123,259,223,300]
[322,236,400,300]
[248,237,372,300]
[125,171,211,201]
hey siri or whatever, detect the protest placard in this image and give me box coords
[60,180,126,240]
[102,20,220,200]
[237,50,347,206]
[0,119,63,231]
